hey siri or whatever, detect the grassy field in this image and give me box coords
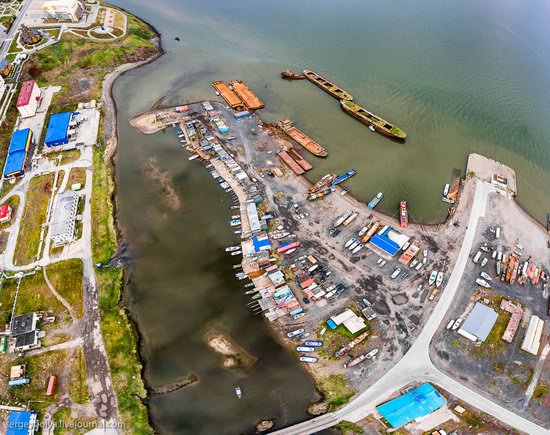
[91,146,116,263]
[68,347,88,404]
[48,148,81,165]
[23,11,159,106]
[47,259,85,318]
[13,173,56,265]
[97,267,150,433]
[67,166,86,188]
[317,374,356,410]
[14,270,69,319]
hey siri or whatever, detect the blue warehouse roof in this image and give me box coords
[9,129,31,153]
[45,112,72,147]
[369,233,399,257]
[3,129,31,178]
[7,411,37,435]
[377,383,446,428]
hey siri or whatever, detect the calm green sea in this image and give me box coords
[110,0,550,432]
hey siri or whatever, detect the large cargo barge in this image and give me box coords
[287,148,312,171]
[229,80,265,110]
[303,70,353,101]
[212,81,243,110]
[278,119,328,157]
[278,151,305,175]
[340,100,406,140]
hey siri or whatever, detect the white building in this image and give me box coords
[521,315,544,355]
[16,80,41,118]
[50,190,79,246]
[42,0,85,22]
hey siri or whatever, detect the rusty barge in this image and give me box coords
[340,100,406,140]
[230,80,265,110]
[278,119,328,157]
[303,70,353,101]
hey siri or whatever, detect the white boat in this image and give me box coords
[366,348,379,359]
[287,328,304,338]
[368,125,375,132]
[379,260,387,268]
[300,356,318,363]
[391,268,401,279]
[188,154,199,161]
[376,258,383,265]
[452,318,462,331]
[296,346,316,352]
[480,271,492,281]
[476,278,491,288]
[225,246,241,252]
[429,271,438,286]
[235,386,242,398]
[340,189,349,196]
[410,259,418,268]
[436,271,444,288]
[348,240,360,251]
[325,289,337,299]
[443,183,450,197]
[491,250,497,259]
[230,220,241,227]
[415,262,423,271]
[481,258,488,267]
[230,251,242,256]
[231,215,240,219]
[423,249,428,257]
[352,244,363,254]
[344,238,356,248]
[446,319,454,329]
[358,226,368,237]
[401,242,411,252]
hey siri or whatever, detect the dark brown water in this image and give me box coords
[110,0,550,432]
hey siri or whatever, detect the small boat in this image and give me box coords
[333,211,353,228]
[299,356,318,363]
[188,154,199,161]
[307,188,334,201]
[480,271,492,281]
[235,386,242,398]
[331,169,357,186]
[399,200,409,228]
[344,353,368,368]
[415,262,423,270]
[230,251,242,256]
[296,346,315,352]
[225,246,241,252]
[368,125,375,132]
[287,328,304,338]
[446,319,454,330]
[476,278,491,288]
[352,244,363,254]
[366,348,379,359]
[429,271,438,286]
[298,332,310,340]
[410,259,418,268]
[436,271,444,288]
[342,212,359,226]
[368,192,383,209]
[443,183,450,197]
[358,226,369,237]
[340,189,349,196]
[308,173,338,193]
[281,69,306,80]
[272,232,289,240]
[348,240,360,251]
[230,219,241,227]
[304,340,323,347]
[324,289,337,299]
[480,245,490,253]
[231,215,240,219]
[344,238,357,248]
[496,261,501,275]
[452,318,462,331]
[481,258,488,267]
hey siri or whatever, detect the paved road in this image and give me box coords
[0,0,33,59]
[273,181,550,435]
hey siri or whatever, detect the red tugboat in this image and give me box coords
[281,69,306,80]
[399,201,409,228]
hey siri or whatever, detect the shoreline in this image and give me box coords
[98,14,165,434]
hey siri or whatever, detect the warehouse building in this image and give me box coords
[521,315,544,356]
[3,128,32,179]
[45,111,76,147]
[7,411,38,435]
[377,383,446,429]
[49,189,79,246]
[367,226,409,260]
[458,302,498,342]
[42,0,85,22]
[16,80,41,118]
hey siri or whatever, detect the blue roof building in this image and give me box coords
[45,112,73,147]
[7,411,37,435]
[3,129,32,179]
[377,383,446,428]
[369,234,400,257]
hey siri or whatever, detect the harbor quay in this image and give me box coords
[130,95,550,433]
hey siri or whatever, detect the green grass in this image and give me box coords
[317,375,356,410]
[7,33,21,53]
[97,267,151,434]
[46,259,85,318]
[533,383,548,399]
[67,167,86,189]
[68,347,88,404]
[48,149,81,165]
[336,420,364,434]
[0,15,15,32]
[92,145,117,263]
[14,173,55,265]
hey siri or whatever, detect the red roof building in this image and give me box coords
[16,80,41,118]
[0,204,11,223]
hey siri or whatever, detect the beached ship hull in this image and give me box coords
[281,70,306,80]
[303,70,353,101]
[340,100,406,140]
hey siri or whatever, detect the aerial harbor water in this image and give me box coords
[109,0,550,432]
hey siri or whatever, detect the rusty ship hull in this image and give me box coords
[303,70,353,101]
